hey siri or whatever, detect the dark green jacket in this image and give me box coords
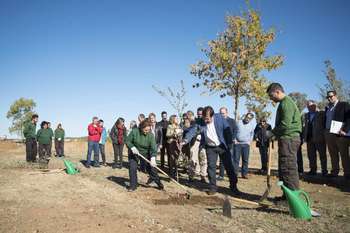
[37,128,52,145]
[48,128,54,139]
[54,128,65,140]
[126,128,157,157]
[273,96,302,139]
[23,121,37,139]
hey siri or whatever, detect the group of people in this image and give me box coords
[23,82,349,199]
[23,116,65,163]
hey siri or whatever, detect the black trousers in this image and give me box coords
[206,144,237,192]
[278,137,300,190]
[38,143,50,162]
[113,143,124,165]
[307,141,327,174]
[160,142,168,167]
[128,153,162,190]
[55,139,64,157]
[25,138,37,162]
[99,144,106,163]
[258,146,268,171]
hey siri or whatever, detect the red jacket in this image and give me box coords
[88,123,102,142]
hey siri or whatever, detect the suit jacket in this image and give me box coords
[325,101,350,132]
[303,111,325,143]
[152,123,163,146]
[226,117,238,140]
[157,120,168,145]
[184,113,233,150]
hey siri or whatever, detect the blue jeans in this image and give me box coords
[87,141,100,165]
[233,144,250,176]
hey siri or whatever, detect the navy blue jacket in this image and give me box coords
[184,113,233,150]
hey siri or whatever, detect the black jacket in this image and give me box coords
[157,120,168,145]
[325,101,350,132]
[153,123,163,146]
[254,123,272,147]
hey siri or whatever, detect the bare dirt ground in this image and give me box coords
[0,140,349,233]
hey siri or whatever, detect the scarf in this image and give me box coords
[117,126,124,144]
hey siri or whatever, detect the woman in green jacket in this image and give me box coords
[126,120,163,192]
[37,121,51,163]
[54,123,65,157]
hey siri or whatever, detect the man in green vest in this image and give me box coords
[23,114,39,162]
[266,83,302,201]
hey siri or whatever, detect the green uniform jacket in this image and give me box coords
[37,128,52,145]
[48,128,54,139]
[126,128,157,157]
[23,121,37,139]
[54,128,65,140]
[273,96,302,139]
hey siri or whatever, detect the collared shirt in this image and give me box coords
[325,100,339,130]
[205,117,220,146]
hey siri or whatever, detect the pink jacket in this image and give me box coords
[88,123,102,142]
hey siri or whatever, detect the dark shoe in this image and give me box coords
[344,175,350,180]
[241,174,249,179]
[93,163,100,168]
[231,187,242,197]
[322,171,328,177]
[259,169,267,175]
[206,190,217,196]
[200,176,207,184]
[188,177,194,183]
[146,178,154,185]
[328,173,338,178]
[85,163,91,168]
[216,176,224,181]
[307,171,317,176]
[157,183,164,190]
[274,195,286,202]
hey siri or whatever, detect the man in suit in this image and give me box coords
[324,90,350,179]
[148,113,163,185]
[158,111,169,169]
[183,106,240,196]
[304,100,328,176]
[218,107,238,180]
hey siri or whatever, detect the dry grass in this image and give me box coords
[0,140,349,233]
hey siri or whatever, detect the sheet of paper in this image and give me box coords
[330,120,343,134]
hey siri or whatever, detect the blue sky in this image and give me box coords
[1,0,349,137]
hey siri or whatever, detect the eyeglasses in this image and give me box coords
[326,95,334,99]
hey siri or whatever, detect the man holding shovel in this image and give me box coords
[183,106,240,196]
[266,83,302,202]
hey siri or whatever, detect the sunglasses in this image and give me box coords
[326,95,334,99]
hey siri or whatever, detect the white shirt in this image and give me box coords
[205,118,220,146]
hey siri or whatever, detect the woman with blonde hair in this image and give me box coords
[166,115,183,180]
